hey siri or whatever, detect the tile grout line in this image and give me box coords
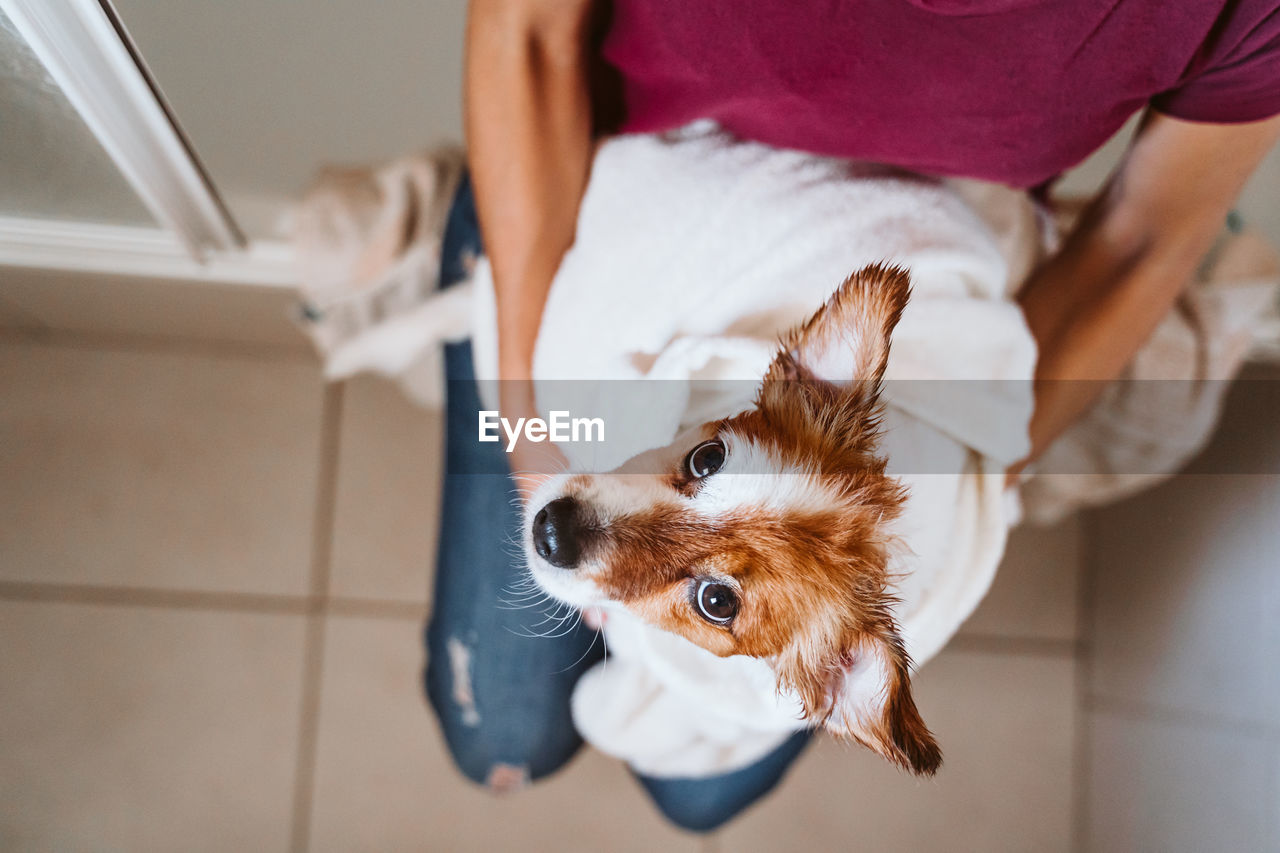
[288,381,344,853]
[0,580,309,614]
[1070,512,1097,853]
[0,581,428,621]
[1268,739,1279,852]
[289,613,328,853]
[0,325,317,364]
[327,596,427,621]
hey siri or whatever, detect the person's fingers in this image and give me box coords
[509,441,569,502]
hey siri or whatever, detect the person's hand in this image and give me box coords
[1013,110,1280,470]
[507,435,568,504]
[498,381,568,504]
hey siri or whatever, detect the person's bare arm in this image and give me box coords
[465,0,598,490]
[1015,111,1280,471]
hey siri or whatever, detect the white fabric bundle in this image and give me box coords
[288,147,469,407]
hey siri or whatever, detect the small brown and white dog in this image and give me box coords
[522,263,942,776]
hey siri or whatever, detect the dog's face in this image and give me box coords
[523,265,941,775]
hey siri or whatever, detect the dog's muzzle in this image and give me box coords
[531,496,585,569]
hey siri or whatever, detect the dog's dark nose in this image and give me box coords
[531,497,584,568]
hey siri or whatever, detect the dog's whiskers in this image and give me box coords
[506,608,580,640]
[526,604,573,629]
[497,585,546,601]
[554,622,604,674]
[496,594,551,611]
[543,609,585,639]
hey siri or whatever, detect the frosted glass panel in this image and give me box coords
[112,0,465,236]
[0,8,153,225]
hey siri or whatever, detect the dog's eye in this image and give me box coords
[695,579,738,624]
[686,439,726,479]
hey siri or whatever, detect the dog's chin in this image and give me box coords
[523,547,605,610]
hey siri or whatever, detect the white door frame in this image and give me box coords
[1,0,244,260]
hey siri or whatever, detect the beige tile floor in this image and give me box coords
[0,311,1084,852]
[1079,369,1280,853]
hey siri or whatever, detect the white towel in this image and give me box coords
[469,124,1040,776]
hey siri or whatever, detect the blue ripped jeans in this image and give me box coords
[422,174,811,832]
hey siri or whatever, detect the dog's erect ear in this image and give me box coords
[824,628,941,776]
[765,263,911,390]
[756,263,911,459]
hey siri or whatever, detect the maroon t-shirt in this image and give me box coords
[600,0,1280,187]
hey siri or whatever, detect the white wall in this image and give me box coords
[111,0,467,234]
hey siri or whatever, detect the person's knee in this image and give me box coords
[643,787,746,834]
[433,726,535,796]
[424,700,493,788]
[423,649,584,792]
[636,731,812,832]
[428,708,584,793]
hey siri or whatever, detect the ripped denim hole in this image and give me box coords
[446,637,481,726]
